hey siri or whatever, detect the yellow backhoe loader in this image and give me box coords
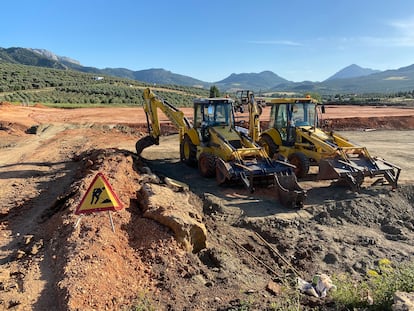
[135,88,306,208]
[237,91,401,191]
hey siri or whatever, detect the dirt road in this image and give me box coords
[0,103,413,310]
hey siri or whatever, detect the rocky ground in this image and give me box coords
[0,102,413,310]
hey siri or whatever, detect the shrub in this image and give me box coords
[331,259,414,310]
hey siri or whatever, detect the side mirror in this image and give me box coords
[320,105,326,114]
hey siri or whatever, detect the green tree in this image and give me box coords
[306,92,322,102]
[209,85,220,98]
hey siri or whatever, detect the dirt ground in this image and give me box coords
[0,102,414,310]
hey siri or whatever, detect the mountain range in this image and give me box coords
[1,47,414,94]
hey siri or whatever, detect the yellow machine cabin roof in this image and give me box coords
[266,97,319,105]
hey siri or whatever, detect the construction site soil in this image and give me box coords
[0,102,413,310]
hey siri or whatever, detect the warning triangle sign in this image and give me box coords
[75,172,123,215]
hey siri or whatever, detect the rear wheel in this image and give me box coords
[180,135,197,167]
[288,152,310,178]
[258,134,278,159]
[198,153,216,177]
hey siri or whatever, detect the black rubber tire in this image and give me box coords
[135,136,156,155]
[258,134,279,159]
[180,135,197,167]
[198,153,216,178]
[216,162,228,185]
[288,152,310,178]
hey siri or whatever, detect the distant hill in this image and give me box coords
[271,64,414,94]
[325,64,381,81]
[0,62,209,106]
[322,63,414,93]
[0,47,67,69]
[28,48,81,65]
[1,47,414,94]
[103,68,210,89]
[215,71,289,92]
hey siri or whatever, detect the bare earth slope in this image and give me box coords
[0,103,413,310]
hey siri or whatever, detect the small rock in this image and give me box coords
[141,166,152,174]
[266,280,282,296]
[392,291,414,311]
[381,224,402,235]
[8,300,21,308]
[16,250,26,259]
[24,235,34,245]
[139,174,160,184]
[30,245,39,255]
[30,239,43,255]
[323,253,338,264]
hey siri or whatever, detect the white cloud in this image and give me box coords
[324,35,414,48]
[386,16,414,46]
[389,16,414,33]
[248,40,302,46]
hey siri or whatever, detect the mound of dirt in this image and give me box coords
[325,115,414,130]
[0,121,31,137]
[238,184,414,278]
[47,149,179,310]
[4,148,410,310]
[33,103,48,108]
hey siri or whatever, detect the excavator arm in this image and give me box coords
[236,90,261,142]
[136,88,191,155]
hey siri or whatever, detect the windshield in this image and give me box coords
[201,102,233,126]
[290,101,316,126]
[269,101,317,129]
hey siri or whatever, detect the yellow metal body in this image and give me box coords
[254,97,400,189]
[141,88,190,145]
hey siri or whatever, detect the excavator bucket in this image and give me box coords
[136,135,158,156]
[318,153,401,191]
[274,173,307,209]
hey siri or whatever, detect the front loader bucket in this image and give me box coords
[216,158,307,208]
[274,173,307,209]
[318,156,401,191]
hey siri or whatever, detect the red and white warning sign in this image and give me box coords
[75,172,123,215]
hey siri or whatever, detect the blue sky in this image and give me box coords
[3,0,414,82]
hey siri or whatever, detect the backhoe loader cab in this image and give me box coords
[194,98,234,131]
[268,98,320,146]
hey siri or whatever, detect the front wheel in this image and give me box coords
[258,134,279,159]
[288,152,310,178]
[198,153,216,178]
[216,161,228,185]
